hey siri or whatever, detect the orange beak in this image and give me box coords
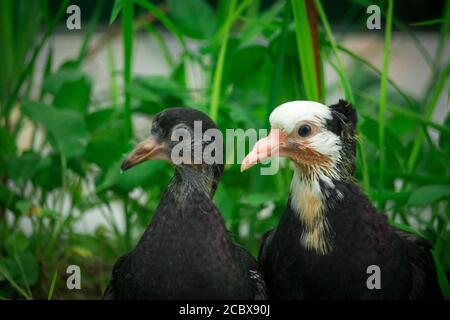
[121,136,169,171]
[241,129,284,172]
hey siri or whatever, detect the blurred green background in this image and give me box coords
[0,0,449,299]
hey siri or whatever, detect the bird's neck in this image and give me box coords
[289,167,350,255]
[167,166,217,203]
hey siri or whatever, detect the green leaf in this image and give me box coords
[110,0,122,24]
[86,136,128,170]
[390,222,427,240]
[41,208,59,218]
[8,152,41,182]
[410,19,443,27]
[0,258,31,299]
[96,159,170,194]
[86,109,126,142]
[0,251,40,287]
[433,251,450,299]
[15,200,32,215]
[134,76,187,97]
[6,233,29,256]
[44,66,92,113]
[239,1,285,47]
[22,101,89,158]
[135,0,187,48]
[224,45,272,88]
[407,185,450,207]
[130,76,192,114]
[215,184,236,220]
[32,154,63,191]
[96,159,122,193]
[44,67,86,94]
[117,161,169,193]
[167,0,217,39]
[0,127,16,164]
[16,252,40,286]
[439,114,450,154]
[53,75,91,114]
[126,81,160,102]
[241,192,280,207]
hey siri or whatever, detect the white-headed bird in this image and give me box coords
[241,100,443,299]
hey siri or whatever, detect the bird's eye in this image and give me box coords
[298,124,312,137]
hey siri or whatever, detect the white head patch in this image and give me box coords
[269,101,342,255]
[269,101,332,134]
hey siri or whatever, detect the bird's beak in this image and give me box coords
[121,136,169,171]
[241,129,284,172]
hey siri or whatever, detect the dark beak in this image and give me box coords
[121,136,169,171]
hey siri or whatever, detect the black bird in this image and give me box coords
[241,100,443,299]
[104,108,266,300]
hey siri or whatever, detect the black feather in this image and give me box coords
[104,108,266,300]
[260,101,443,300]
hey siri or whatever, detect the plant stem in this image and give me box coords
[209,0,237,122]
[122,0,134,139]
[268,1,290,115]
[315,0,353,102]
[107,43,120,107]
[291,0,320,101]
[47,267,58,300]
[406,62,450,173]
[378,0,393,209]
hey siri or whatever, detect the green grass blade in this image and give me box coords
[0,0,14,97]
[107,43,120,107]
[410,18,443,27]
[134,0,188,52]
[433,250,450,299]
[145,24,174,67]
[357,92,450,134]
[0,265,32,300]
[209,0,237,122]
[291,0,320,101]
[357,138,370,194]
[334,43,416,108]
[47,267,58,300]
[406,61,450,173]
[122,0,134,139]
[110,0,122,24]
[378,0,393,209]
[315,0,353,103]
[2,0,69,124]
[268,1,290,113]
[15,254,33,299]
[77,0,105,64]
[395,20,433,68]
[211,0,253,48]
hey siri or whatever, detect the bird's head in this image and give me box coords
[241,100,357,183]
[121,108,224,194]
[241,100,357,255]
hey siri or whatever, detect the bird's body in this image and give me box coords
[106,176,256,299]
[104,108,266,300]
[260,180,441,299]
[242,100,443,300]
